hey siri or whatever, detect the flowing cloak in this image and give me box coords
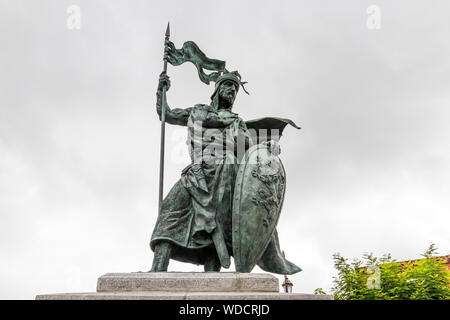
[150,103,301,274]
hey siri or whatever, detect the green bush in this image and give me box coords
[326,244,450,300]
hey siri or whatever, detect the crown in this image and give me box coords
[210,70,249,100]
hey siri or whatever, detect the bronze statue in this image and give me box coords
[149,24,301,274]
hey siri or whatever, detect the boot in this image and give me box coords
[150,241,173,272]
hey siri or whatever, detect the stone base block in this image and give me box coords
[36,291,332,300]
[35,272,334,300]
[97,272,279,292]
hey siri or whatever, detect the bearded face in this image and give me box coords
[218,80,238,108]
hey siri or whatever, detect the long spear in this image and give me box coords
[158,22,170,215]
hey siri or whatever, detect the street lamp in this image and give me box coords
[282,275,293,293]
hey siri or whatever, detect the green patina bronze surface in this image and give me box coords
[233,143,286,273]
[149,36,301,275]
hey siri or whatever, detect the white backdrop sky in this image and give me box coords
[0,0,449,299]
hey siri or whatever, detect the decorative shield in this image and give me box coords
[232,143,286,273]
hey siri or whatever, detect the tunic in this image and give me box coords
[150,102,301,274]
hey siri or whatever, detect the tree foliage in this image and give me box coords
[329,244,450,300]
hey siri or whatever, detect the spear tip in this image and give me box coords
[165,22,170,37]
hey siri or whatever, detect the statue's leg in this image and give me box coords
[150,241,173,272]
[204,249,221,272]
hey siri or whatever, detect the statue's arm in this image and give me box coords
[156,72,191,127]
[156,91,191,126]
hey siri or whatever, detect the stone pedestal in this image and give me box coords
[35,272,333,300]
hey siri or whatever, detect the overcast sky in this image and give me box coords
[1,0,449,299]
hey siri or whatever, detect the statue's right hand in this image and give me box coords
[158,72,171,92]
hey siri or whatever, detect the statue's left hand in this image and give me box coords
[158,71,171,92]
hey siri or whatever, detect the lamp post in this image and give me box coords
[282,275,293,293]
[281,251,293,293]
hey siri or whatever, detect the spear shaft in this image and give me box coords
[158,22,170,215]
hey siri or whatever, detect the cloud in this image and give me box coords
[0,0,449,298]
